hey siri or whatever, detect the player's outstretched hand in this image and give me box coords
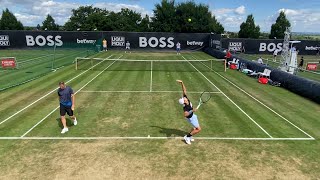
[176,80,182,83]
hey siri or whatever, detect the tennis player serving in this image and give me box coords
[177,80,201,144]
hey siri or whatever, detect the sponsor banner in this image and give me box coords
[306,63,318,71]
[0,35,10,46]
[0,31,209,50]
[111,36,125,46]
[1,58,16,68]
[228,42,242,52]
[221,38,320,55]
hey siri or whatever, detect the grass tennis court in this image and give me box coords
[0,50,320,179]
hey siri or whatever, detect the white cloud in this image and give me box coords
[235,5,245,15]
[0,0,150,26]
[263,8,320,32]
[212,5,246,32]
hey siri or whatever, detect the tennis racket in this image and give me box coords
[196,91,211,109]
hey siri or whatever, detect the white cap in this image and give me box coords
[178,97,184,105]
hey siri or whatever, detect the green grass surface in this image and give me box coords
[0,50,319,179]
[0,48,96,90]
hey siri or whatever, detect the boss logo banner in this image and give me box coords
[26,35,63,46]
[111,36,125,46]
[228,42,242,51]
[0,35,10,46]
[259,43,283,52]
[139,37,175,48]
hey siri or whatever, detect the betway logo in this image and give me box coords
[77,39,96,44]
[187,41,203,46]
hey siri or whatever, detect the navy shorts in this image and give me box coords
[60,104,73,116]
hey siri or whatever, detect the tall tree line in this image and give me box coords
[0,0,292,39]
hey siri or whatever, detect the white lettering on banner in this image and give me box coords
[259,43,282,52]
[139,37,174,48]
[0,35,10,46]
[77,39,96,44]
[305,46,320,51]
[26,35,63,46]
[187,41,203,46]
[111,36,125,47]
[228,42,242,51]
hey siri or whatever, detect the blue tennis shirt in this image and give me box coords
[58,86,74,107]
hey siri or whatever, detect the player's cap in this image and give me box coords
[178,97,184,105]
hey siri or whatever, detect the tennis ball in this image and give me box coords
[188,18,192,22]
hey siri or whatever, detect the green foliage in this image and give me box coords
[64,6,109,31]
[0,8,24,30]
[151,0,177,32]
[269,11,291,39]
[42,14,59,31]
[238,14,260,38]
[152,0,224,33]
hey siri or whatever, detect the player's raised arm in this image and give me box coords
[176,80,186,96]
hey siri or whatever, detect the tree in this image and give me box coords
[151,0,177,32]
[151,0,223,33]
[37,24,41,30]
[138,14,151,32]
[113,8,142,31]
[0,8,24,30]
[269,11,291,39]
[238,14,260,38]
[64,6,109,31]
[42,14,59,30]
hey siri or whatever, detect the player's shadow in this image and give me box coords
[150,126,187,137]
[55,118,74,128]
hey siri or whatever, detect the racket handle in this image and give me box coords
[196,104,201,109]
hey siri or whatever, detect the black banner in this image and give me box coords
[221,38,320,55]
[0,31,210,51]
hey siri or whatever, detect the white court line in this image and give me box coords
[0,55,114,126]
[79,90,222,94]
[192,55,315,140]
[21,55,122,137]
[0,137,314,141]
[182,56,273,138]
[150,61,153,92]
[18,54,54,63]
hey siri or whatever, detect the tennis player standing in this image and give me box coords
[177,80,201,144]
[176,42,181,55]
[58,81,77,134]
[125,41,131,53]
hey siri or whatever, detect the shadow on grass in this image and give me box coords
[55,118,74,129]
[150,126,187,137]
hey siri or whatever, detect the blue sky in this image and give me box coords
[1,0,320,32]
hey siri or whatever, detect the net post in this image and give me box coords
[224,59,227,72]
[75,57,78,70]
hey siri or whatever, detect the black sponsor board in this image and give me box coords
[0,31,209,51]
[221,38,320,55]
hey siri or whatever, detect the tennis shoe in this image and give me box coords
[190,137,195,142]
[184,135,191,145]
[73,119,77,126]
[61,127,68,134]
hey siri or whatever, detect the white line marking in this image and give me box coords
[79,90,222,94]
[18,54,54,63]
[150,61,153,92]
[0,55,114,126]
[21,55,121,137]
[0,137,314,140]
[195,55,315,140]
[182,56,273,138]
